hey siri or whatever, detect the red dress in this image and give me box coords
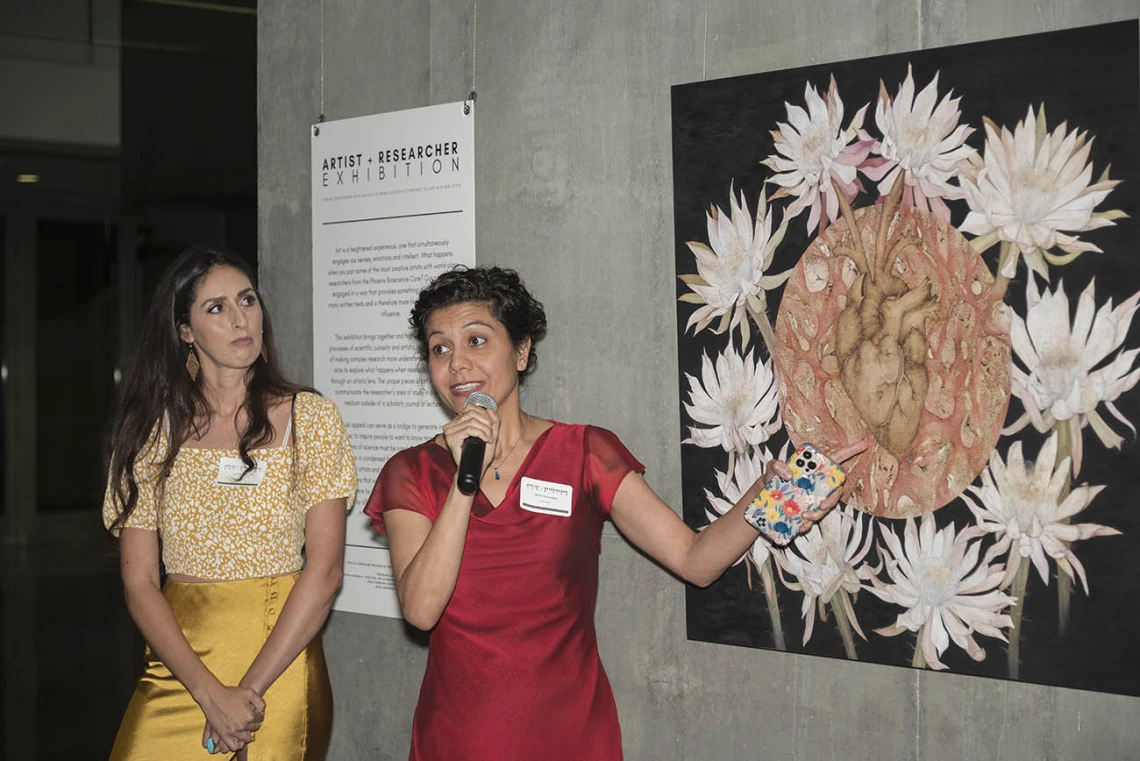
[364,422,643,761]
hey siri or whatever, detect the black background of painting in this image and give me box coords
[671,21,1140,696]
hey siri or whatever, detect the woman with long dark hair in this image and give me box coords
[103,246,356,760]
[365,266,864,760]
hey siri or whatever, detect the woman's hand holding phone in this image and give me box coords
[745,440,868,545]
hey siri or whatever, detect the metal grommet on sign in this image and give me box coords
[464,91,477,115]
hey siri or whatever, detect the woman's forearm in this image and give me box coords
[682,443,864,585]
[393,480,475,630]
[681,494,764,587]
[123,579,222,701]
[238,566,342,696]
[238,498,349,695]
[611,472,765,589]
[117,527,264,744]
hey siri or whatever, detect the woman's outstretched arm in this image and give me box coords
[610,441,867,587]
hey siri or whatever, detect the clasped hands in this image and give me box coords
[201,683,264,756]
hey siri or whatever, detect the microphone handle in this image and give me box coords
[456,436,486,495]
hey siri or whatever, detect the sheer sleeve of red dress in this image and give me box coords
[363,445,435,535]
[583,425,644,515]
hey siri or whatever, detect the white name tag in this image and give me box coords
[216,456,267,487]
[520,477,573,517]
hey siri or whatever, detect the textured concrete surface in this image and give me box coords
[258,1,1140,758]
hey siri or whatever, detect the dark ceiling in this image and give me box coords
[121,0,257,209]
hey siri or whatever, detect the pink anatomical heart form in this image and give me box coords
[774,180,1011,518]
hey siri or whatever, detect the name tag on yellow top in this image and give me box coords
[216,457,267,487]
[520,477,573,517]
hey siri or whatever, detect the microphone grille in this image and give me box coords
[464,391,498,412]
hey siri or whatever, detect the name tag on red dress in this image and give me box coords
[520,477,573,517]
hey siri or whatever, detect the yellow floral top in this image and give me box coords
[102,392,357,580]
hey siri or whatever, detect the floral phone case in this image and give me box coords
[788,443,847,510]
[743,444,846,546]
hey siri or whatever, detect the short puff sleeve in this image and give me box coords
[102,425,167,536]
[584,425,645,515]
[294,392,357,512]
[363,447,431,535]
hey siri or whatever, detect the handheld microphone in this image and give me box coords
[456,392,497,495]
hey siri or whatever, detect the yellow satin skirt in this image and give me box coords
[109,574,332,761]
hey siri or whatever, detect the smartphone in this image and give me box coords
[788,443,847,511]
[743,444,847,546]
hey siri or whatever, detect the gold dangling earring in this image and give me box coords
[185,344,200,381]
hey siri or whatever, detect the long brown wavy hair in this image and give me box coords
[105,246,308,533]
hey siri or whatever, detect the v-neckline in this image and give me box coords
[434,422,557,516]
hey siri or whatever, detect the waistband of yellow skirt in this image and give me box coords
[162,572,300,617]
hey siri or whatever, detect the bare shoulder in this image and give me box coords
[265,394,295,441]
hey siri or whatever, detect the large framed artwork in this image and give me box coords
[672,21,1140,696]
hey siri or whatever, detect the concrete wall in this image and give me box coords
[258,2,1140,759]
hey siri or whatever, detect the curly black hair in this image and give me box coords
[410,266,547,380]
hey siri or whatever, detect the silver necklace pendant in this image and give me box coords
[490,415,529,485]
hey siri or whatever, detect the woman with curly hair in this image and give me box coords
[365,265,863,760]
[103,246,356,760]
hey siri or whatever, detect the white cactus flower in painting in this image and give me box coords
[863,66,977,222]
[679,184,792,350]
[961,433,1120,593]
[866,514,1015,671]
[762,75,874,235]
[773,503,876,646]
[961,105,1123,277]
[1006,274,1140,474]
[682,347,781,455]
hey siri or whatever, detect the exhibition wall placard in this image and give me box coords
[311,101,475,618]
